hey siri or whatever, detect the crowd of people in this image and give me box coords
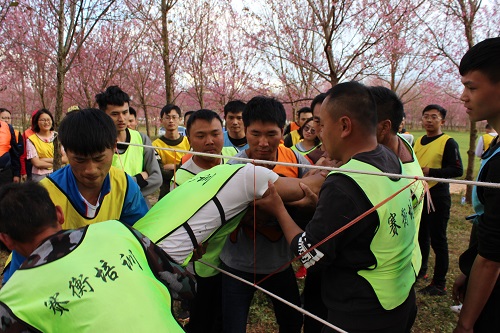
[0,37,498,333]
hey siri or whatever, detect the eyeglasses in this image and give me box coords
[421,115,441,121]
[303,126,316,134]
[163,115,179,121]
[38,119,52,123]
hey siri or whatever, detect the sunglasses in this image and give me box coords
[303,126,316,134]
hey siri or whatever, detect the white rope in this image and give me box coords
[120,141,500,189]
[197,259,349,333]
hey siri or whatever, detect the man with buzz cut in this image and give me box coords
[95,86,162,205]
[0,182,195,332]
[254,82,418,332]
[453,37,500,333]
[170,109,237,191]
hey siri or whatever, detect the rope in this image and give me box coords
[255,179,418,286]
[121,140,486,331]
[119,141,500,189]
[197,259,349,333]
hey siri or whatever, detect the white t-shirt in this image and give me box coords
[158,164,279,264]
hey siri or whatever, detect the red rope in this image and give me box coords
[255,178,419,286]
[252,162,257,284]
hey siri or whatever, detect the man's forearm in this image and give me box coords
[274,205,303,245]
[456,255,500,331]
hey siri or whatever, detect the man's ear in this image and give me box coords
[382,120,392,134]
[55,206,65,226]
[0,233,15,251]
[340,116,352,138]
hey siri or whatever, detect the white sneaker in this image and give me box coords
[450,304,462,314]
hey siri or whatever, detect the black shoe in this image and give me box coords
[418,284,447,296]
[417,272,428,280]
[177,310,190,321]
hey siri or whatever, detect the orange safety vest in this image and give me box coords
[0,121,12,156]
[273,145,299,178]
[290,122,300,132]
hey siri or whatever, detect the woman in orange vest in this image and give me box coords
[26,109,67,182]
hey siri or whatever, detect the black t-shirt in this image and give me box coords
[291,145,414,329]
[460,139,500,290]
[227,135,247,148]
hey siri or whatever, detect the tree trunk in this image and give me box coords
[465,121,477,202]
[161,0,173,104]
[53,0,67,171]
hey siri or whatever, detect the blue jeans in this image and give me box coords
[221,263,303,333]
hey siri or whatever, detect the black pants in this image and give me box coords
[303,269,328,333]
[322,288,417,333]
[221,263,303,333]
[0,167,13,186]
[418,195,451,287]
[185,274,222,333]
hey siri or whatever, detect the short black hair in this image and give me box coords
[184,110,195,119]
[422,104,447,119]
[32,109,55,133]
[460,37,500,83]
[129,107,137,117]
[186,109,223,136]
[297,107,312,117]
[0,182,58,243]
[160,104,182,118]
[324,82,377,133]
[370,86,404,134]
[59,108,117,156]
[95,86,131,111]
[243,96,286,129]
[224,100,246,118]
[0,108,11,115]
[310,93,328,111]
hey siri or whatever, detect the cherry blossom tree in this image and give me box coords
[423,0,495,201]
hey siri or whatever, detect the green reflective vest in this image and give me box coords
[330,158,416,310]
[112,129,144,176]
[398,134,425,276]
[135,164,247,277]
[0,221,183,332]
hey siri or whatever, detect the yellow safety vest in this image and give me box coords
[413,134,450,188]
[41,166,127,229]
[28,133,54,159]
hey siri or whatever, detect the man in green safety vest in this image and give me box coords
[0,182,195,333]
[255,82,418,332]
